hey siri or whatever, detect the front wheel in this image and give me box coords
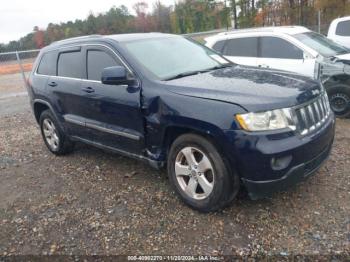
[327,85,350,118]
[167,134,239,212]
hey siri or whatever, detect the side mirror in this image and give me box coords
[101,66,132,85]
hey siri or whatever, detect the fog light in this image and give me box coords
[271,155,293,171]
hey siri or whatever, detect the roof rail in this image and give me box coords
[50,34,102,46]
[217,26,307,36]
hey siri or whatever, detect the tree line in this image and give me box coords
[1,0,350,52]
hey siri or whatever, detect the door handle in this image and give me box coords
[82,87,95,93]
[48,81,57,87]
[258,64,270,69]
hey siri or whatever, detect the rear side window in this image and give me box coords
[260,37,303,59]
[37,52,56,76]
[222,37,258,57]
[57,51,83,78]
[212,40,226,53]
[336,20,350,36]
[87,50,120,81]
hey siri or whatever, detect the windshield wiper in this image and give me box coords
[203,64,233,71]
[164,70,206,81]
[164,64,233,81]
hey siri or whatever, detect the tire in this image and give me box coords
[39,110,74,155]
[327,85,350,118]
[167,134,239,212]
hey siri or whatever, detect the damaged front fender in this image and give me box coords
[316,55,350,84]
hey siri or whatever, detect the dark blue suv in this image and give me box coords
[28,33,335,212]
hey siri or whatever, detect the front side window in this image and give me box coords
[294,31,349,57]
[57,51,83,78]
[223,37,258,57]
[336,20,350,36]
[37,52,56,76]
[122,37,230,80]
[87,50,120,81]
[260,37,303,59]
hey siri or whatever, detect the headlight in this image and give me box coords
[236,108,296,132]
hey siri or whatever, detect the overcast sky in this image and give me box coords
[0,0,175,44]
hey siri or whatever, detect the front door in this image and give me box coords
[79,45,144,154]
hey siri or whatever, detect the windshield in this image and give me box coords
[294,31,349,57]
[122,36,230,80]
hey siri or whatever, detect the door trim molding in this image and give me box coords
[85,122,140,141]
[64,115,140,141]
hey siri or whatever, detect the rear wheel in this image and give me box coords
[327,85,350,118]
[167,134,239,212]
[39,110,74,155]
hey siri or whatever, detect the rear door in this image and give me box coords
[221,37,259,67]
[80,45,144,154]
[48,47,91,138]
[257,36,314,77]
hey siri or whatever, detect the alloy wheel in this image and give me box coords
[42,118,60,151]
[175,146,215,200]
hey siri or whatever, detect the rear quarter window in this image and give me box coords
[37,52,57,76]
[223,37,258,57]
[57,51,83,79]
[336,20,350,36]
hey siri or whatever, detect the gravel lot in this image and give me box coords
[0,82,349,257]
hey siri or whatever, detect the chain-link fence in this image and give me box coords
[0,50,39,99]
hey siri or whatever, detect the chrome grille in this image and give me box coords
[294,93,331,136]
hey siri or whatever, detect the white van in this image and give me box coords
[328,16,350,48]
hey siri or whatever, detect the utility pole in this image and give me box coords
[224,0,229,31]
[318,10,321,34]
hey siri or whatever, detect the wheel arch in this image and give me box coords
[161,123,238,174]
[33,101,49,123]
[33,99,63,128]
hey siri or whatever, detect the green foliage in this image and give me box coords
[173,0,230,33]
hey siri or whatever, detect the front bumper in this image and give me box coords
[242,141,332,199]
[223,113,335,199]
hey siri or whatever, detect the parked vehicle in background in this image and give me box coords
[205,26,350,117]
[328,16,350,48]
[28,33,335,212]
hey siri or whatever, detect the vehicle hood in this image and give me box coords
[335,53,350,60]
[334,53,350,65]
[163,65,322,112]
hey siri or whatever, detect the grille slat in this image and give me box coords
[295,93,331,136]
[318,98,326,120]
[307,105,316,130]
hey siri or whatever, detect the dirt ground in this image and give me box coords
[0,58,35,76]
[0,84,349,258]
